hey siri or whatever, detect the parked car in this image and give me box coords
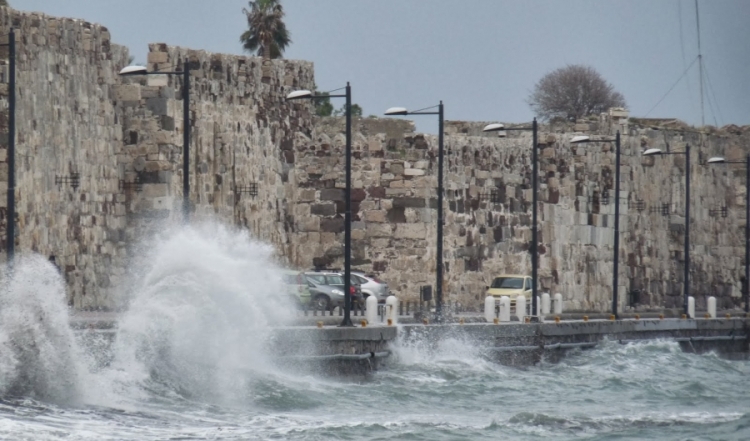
[304,271,363,311]
[485,274,532,312]
[352,271,391,303]
[281,270,311,307]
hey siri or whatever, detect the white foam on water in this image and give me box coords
[0,255,87,404]
[100,222,297,407]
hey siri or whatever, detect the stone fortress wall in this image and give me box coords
[292,114,750,312]
[1,7,748,312]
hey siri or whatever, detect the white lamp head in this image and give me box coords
[482,123,505,132]
[119,65,148,76]
[286,90,313,100]
[570,135,590,144]
[643,148,663,156]
[384,107,408,116]
[707,157,726,164]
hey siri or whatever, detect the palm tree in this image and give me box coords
[240,0,291,59]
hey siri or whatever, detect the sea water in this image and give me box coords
[1,223,748,440]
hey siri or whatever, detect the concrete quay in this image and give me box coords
[269,317,749,371]
[70,312,749,372]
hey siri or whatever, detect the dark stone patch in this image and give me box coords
[351,188,367,202]
[493,226,503,242]
[368,186,386,198]
[548,188,560,204]
[311,204,336,216]
[321,217,344,233]
[373,261,388,272]
[464,258,480,272]
[321,188,345,201]
[393,197,425,208]
[160,115,175,131]
[313,255,333,269]
[387,207,406,223]
[127,131,138,145]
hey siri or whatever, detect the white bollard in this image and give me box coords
[707,296,717,319]
[554,293,563,315]
[541,293,551,315]
[688,296,695,319]
[484,296,496,323]
[365,295,378,325]
[385,295,399,325]
[499,296,511,322]
[516,295,526,322]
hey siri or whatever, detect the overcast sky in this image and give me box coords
[13,0,750,133]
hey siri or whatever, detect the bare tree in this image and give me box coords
[528,65,626,121]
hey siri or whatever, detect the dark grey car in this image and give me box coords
[304,272,363,311]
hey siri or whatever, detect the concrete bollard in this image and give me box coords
[484,296,496,323]
[541,293,551,315]
[365,295,378,325]
[707,296,716,319]
[688,296,695,319]
[385,295,398,325]
[554,293,563,315]
[499,296,511,322]
[516,295,526,322]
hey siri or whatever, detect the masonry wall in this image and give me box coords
[1,9,130,308]
[114,44,314,252]
[288,113,750,312]
[0,8,316,309]
[1,7,748,313]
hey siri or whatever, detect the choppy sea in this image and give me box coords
[1,223,748,440]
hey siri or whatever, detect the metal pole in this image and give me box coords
[6,28,15,265]
[531,118,539,320]
[745,154,750,314]
[340,82,353,327]
[436,101,444,321]
[612,131,621,318]
[684,144,691,317]
[182,61,190,223]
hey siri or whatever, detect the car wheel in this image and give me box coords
[313,294,331,311]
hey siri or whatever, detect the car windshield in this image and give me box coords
[306,274,327,285]
[491,277,524,289]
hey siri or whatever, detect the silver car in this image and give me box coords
[352,272,391,303]
[304,271,363,311]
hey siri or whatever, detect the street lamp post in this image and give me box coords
[1,28,16,265]
[570,132,622,318]
[707,154,750,315]
[119,62,191,222]
[483,119,540,320]
[384,103,445,321]
[287,84,354,327]
[643,144,692,317]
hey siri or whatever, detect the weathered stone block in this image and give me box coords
[147,51,168,64]
[393,197,425,208]
[395,224,426,239]
[113,84,140,101]
[364,210,387,223]
[298,217,320,232]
